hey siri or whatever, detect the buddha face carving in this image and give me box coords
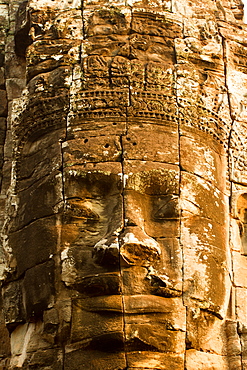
[52,124,228,368]
[2,1,234,369]
[58,136,186,365]
[61,161,181,289]
[5,121,229,369]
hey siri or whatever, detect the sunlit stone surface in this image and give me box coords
[0,0,247,369]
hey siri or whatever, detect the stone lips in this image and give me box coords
[70,294,186,359]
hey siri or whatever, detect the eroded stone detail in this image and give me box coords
[1,0,247,369]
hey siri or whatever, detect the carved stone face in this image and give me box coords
[6,120,229,369]
[55,124,229,367]
[3,1,235,368]
[58,127,185,364]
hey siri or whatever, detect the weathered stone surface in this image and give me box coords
[10,172,62,232]
[236,287,247,326]
[180,132,228,193]
[5,79,26,101]
[186,309,228,355]
[10,322,50,357]
[122,124,179,164]
[185,349,229,370]
[22,348,63,370]
[22,260,55,319]
[126,352,184,369]
[2,281,24,326]
[71,296,124,344]
[8,217,58,277]
[64,347,127,370]
[17,128,65,190]
[225,320,242,369]
[0,296,10,358]
[232,251,247,288]
[10,322,62,369]
[0,90,7,116]
[2,0,247,369]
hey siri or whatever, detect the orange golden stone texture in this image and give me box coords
[0,0,247,369]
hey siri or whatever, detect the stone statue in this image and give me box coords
[1,0,247,369]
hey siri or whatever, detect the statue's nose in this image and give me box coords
[93,226,160,267]
[119,226,161,266]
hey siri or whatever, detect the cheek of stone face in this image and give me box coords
[61,172,123,286]
[181,172,229,318]
[61,195,123,245]
[61,199,103,244]
[61,200,123,285]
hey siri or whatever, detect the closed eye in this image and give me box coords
[66,206,99,220]
[152,196,179,220]
[65,199,100,221]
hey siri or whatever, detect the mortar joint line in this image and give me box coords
[119,132,129,369]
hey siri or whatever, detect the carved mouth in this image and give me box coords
[86,332,162,353]
[74,294,183,314]
[73,295,185,353]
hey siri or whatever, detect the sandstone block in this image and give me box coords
[64,347,126,370]
[180,132,227,192]
[232,251,247,288]
[181,171,227,224]
[4,53,26,79]
[9,216,58,277]
[22,261,55,319]
[71,297,124,345]
[5,79,26,100]
[0,297,10,357]
[186,309,227,355]
[11,172,62,232]
[185,349,229,370]
[0,67,4,87]
[17,128,65,190]
[126,352,184,369]
[235,288,247,327]
[122,124,179,164]
[2,281,24,326]
[63,134,122,164]
[0,90,7,116]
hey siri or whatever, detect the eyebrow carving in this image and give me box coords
[65,199,100,220]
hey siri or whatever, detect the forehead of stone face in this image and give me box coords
[64,163,122,198]
[124,162,180,195]
[63,132,123,165]
[122,123,179,164]
[64,123,179,166]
